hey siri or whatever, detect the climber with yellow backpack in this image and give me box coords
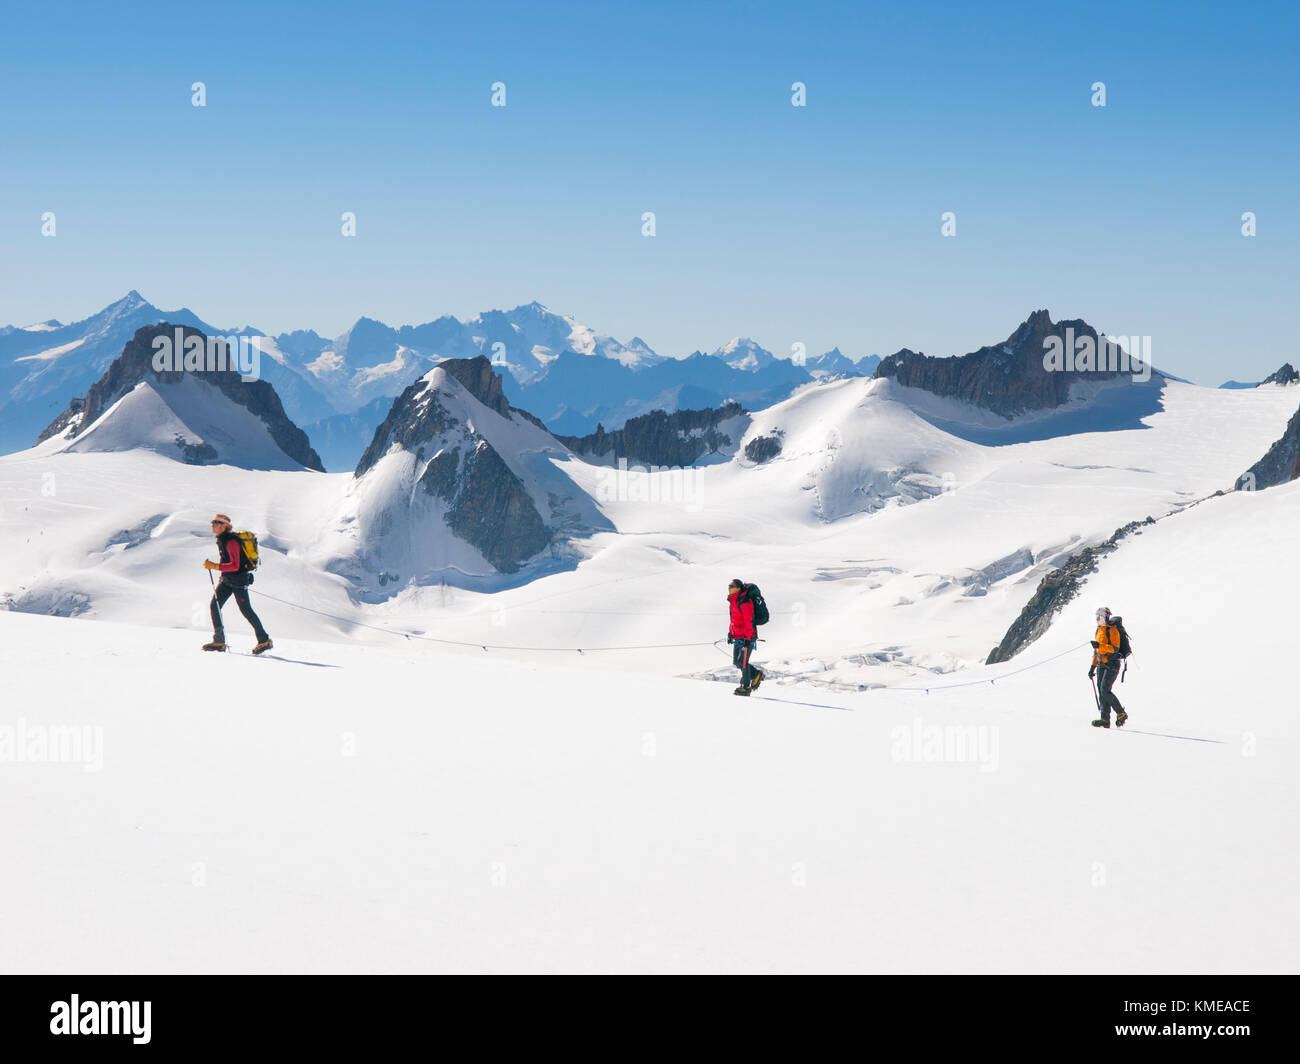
[1088,605,1130,729]
[202,513,272,654]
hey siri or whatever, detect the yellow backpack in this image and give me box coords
[232,530,260,570]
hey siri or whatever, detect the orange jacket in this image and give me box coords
[1092,624,1121,665]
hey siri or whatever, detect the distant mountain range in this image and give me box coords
[13,294,1278,477]
[15,309,1300,587]
[0,292,880,467]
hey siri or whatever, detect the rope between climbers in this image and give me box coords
[249,588,716,653]
[250,588,1089,682]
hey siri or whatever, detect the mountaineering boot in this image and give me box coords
[1115,709,1128,728]
[734,686,751,697]
[252,639,274,656]
[750,669,765,691]
[1091,717,1111,729]
[202,641,228,652]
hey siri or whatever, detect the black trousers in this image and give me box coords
[732,638,759,688]
[1096,660,1124,718]
[211,580,268,643]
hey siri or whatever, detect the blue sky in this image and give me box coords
[0,0,1295,383]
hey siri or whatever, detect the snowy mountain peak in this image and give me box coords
[804,346,864,380]
[714,337,776,372]
[39,322,324,471]
[1258,362,1299,387]
[103,290,152,318]
[341,356,608,582]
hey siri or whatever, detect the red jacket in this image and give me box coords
[728,589,756,641]
[217,536,242,573]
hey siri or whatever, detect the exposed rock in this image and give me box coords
[874,310,1153,417]
[437,355,511,416]
[175,436,219,464]
[351,356,590,577]
[744,432,783,464]
[1258,363,1299,387]
[420,438,551,573]
[986,518,1155,663]
[558,401,747,467]
[1238,402,1300,491]
[36,323,324,471]
[39,399,87,442]
[356,378,457,477]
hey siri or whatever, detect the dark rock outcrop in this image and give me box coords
[355,356,563,575]
[1238,402,1300,491]
[874,310,1153,418]
[36,323,324,471]
[558,401,747,468]
[986,518,1156,664]
[437,355,511,416]
[419,438,551,573]
[1258,363,1299,387]
[356,356,547,478]
[38,398,87,442]
[356,376,458,477]
[744,432,783,464]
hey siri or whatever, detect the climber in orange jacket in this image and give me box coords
[1089,606,1130,729]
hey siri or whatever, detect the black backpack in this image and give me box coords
[742,583,770,626]
[1110,616,1132,659]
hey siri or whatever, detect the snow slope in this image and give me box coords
[1,563,1295,973]
[2,374,1296,677]
[2,373,1298,972]
[62,377,312,472]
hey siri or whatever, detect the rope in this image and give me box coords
[247,586,1087,683]
[247,588,716,654]
[712,639,1092,694]
[888,641,1091,693]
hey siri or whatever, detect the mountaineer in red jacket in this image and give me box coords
[202,513,272,654]
[727,578,764,696]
